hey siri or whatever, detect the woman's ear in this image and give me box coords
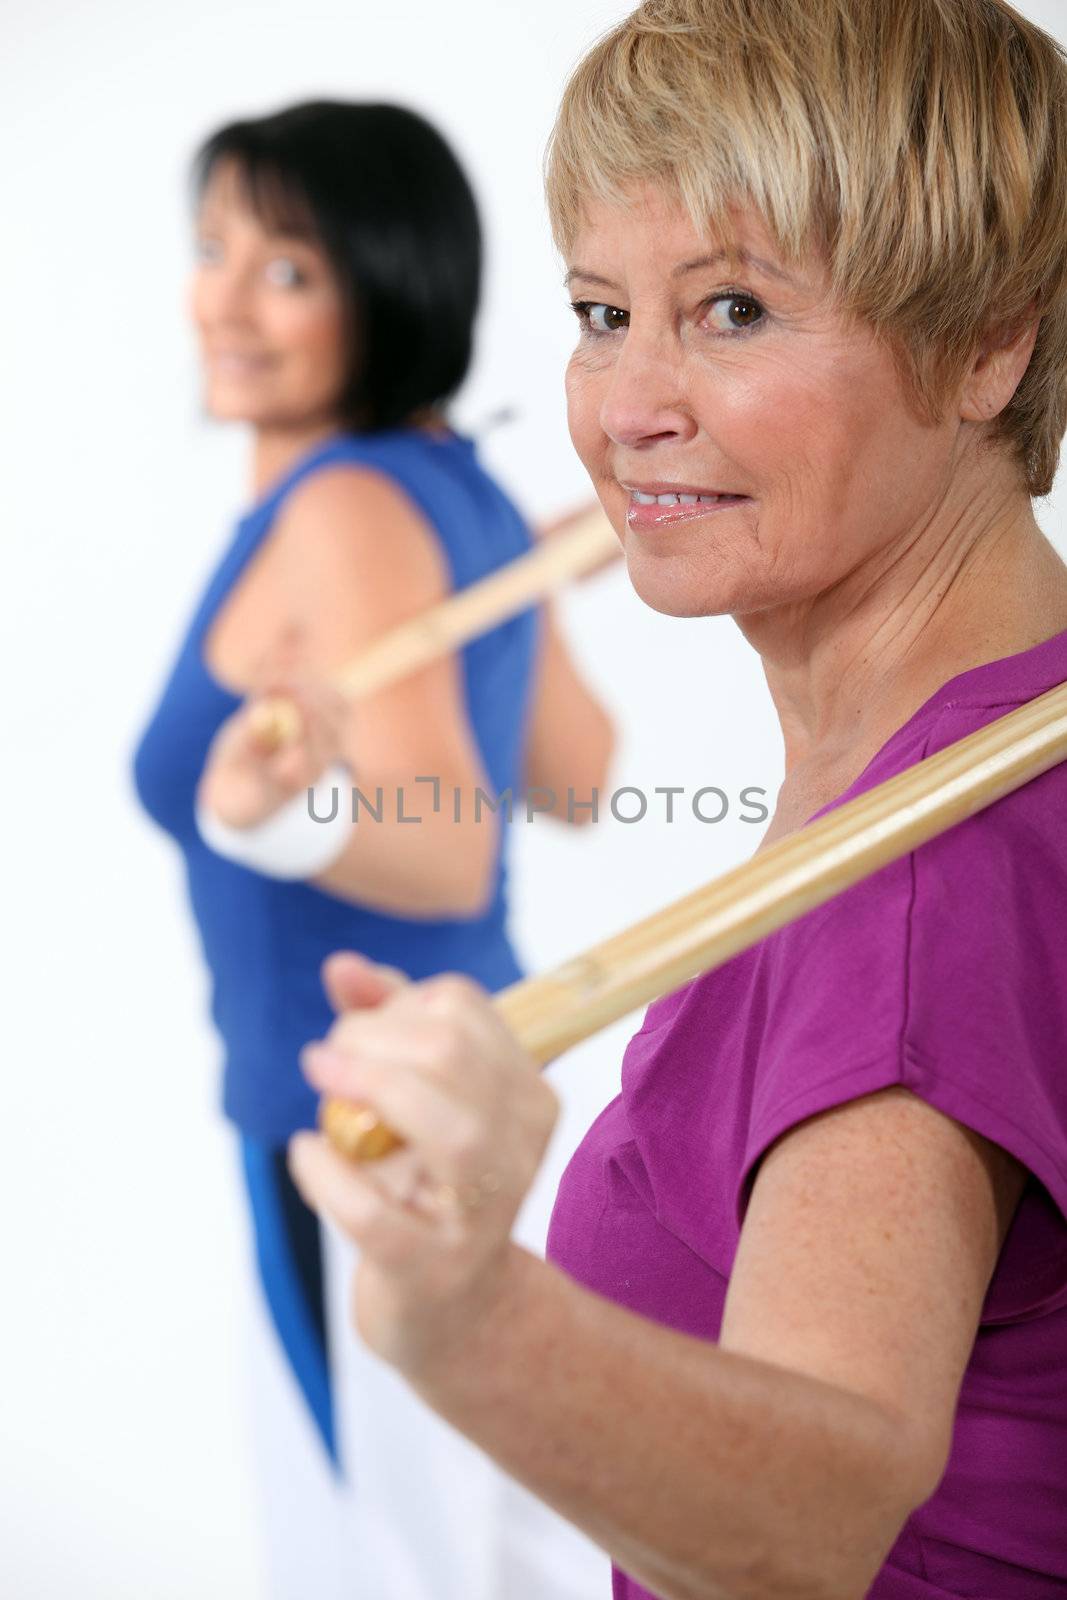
[959,299,1040,423]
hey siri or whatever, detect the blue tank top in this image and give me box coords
[132,429,539,1144]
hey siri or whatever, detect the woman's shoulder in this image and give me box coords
[817,631,1067,880]
[258,428,467,506]
[642,642,1067,1038]
[265,461,455,617]
[261,430,459,550]
[281,425,487,493]
[278,450,426,521]
[897,626,1067,799]
[761,686,1067,999]
[653,671,1067,1108]
[271,428,530,574]
[905,693,1067,886]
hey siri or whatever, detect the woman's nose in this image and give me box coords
[201,263,258,325]
[598,342,697,450]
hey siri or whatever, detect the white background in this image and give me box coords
[4,1,1066,1594]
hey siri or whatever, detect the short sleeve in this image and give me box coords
[735,708,1067,1324]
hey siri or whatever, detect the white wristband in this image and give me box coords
[195,762,353,880]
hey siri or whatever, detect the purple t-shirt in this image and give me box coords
[547,628,1067,1599]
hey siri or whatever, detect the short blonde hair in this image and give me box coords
[546,0,1067,497]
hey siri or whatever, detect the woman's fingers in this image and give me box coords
[301,981,558,1188]
[263,730,321,790]
[293,976,559,1373]
[199,711,287,826]
[235,679,350,812]
[322,950,410,1014]
[317,980,516,1105]
[416,974,525,1067]
[288,1133,430,1261]
[302,1038,490,1171]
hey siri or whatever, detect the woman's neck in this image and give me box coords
[740,477,1067,797]
[251,421,344,497]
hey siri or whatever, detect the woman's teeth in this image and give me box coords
[630,491,724,506]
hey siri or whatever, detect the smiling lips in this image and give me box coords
[621,482,750,528]
[206,351,278,375]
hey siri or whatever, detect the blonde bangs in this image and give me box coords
[545,0,1067,496]
[547,4,834,265]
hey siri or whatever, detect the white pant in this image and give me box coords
[241,1190,611,1600]
[241,1236,351,1600]
[322,1222,611,1600]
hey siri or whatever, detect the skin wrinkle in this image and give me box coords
[288,171,1059,1598]
[547,0,1067,497]
[395,1243,927,1600]
[814,500,1005,740]
[288,9,1067,1592]
[566,186,1067,799]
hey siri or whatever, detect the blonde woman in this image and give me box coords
[290,5,1067,1598]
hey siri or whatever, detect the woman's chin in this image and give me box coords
[200,382,287,426]
[623,551,744,619]
[201,389,259,424]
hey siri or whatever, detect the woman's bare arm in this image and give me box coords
[388,1086,1025,1600]
[270,465,501,917]
[521,602,615,824]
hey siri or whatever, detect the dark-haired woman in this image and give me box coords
[131,100,613,1600]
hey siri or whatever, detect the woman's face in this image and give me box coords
[189,159,349,430]
[565,186,967,621]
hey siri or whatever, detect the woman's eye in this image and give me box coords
[704,293,765,333]
[265,257,305,289]
[195,237,223,265]
[571,301,629,335]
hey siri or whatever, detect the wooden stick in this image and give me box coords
[321,677,1067,1161]
[250,507,619,746]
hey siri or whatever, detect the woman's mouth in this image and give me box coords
[206,351,279,378]
[622,484,751,530]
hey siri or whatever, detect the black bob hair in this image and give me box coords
[192,100,481,433]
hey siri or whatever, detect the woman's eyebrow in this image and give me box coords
[564,267,622,292]
[193,211,317,247]
[565,249,795,292]
[673,250,795,284]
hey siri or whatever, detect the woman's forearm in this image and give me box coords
[312,775,498,917]
[520,602,617,823]
[406,1245,925,1600]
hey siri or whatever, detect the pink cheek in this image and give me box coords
[569,426,602,475]
[302,317,342,361]
[565,382,603,443]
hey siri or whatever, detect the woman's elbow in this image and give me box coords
[679,1410,941,1600]
[587,708,618,809]
[795,1417,944,1600]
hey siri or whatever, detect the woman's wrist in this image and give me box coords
[195,761,352,879]
[400,1242,540,1392]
